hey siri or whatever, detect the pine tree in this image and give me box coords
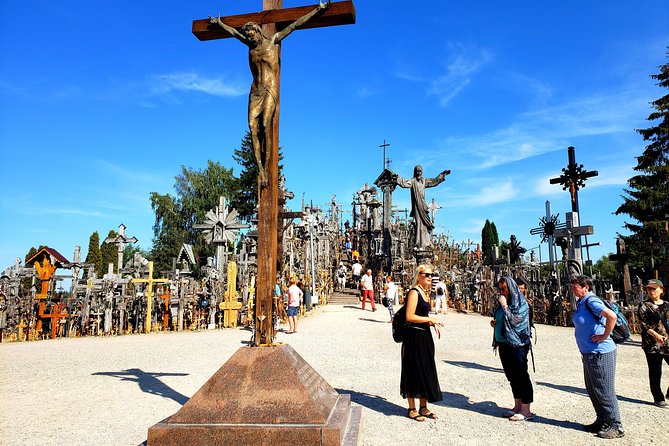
[491,222,500,250]
[100,229,119,274]
[85,232,103,277]
[231,131,258,220]
[24,247,37,263]
[231,130,284,221]
[481,220,493,265]
[615,51,669,278]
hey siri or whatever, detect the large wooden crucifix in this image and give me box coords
[193,1,355,345]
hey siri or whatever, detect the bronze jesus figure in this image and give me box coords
[210,1,331,188]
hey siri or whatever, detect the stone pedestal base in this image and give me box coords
[147,344,360,446]
[414,248,433,265]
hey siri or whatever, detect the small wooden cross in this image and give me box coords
[17,319,27,342]
[132,261,170,333]
[159,287,170,329]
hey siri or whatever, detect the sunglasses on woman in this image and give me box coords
[420,272,434,277]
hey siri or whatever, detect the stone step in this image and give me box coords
[328,290,362,305]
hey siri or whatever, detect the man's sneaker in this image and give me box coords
[583,421,604,433]
[596,424,625,439]
[654,400,668,408]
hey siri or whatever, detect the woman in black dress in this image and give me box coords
[401,264,444,421]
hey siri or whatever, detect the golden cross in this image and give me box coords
[132,261,170,333]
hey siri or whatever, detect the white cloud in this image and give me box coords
[448,180,517,207]
[426,89,650,171]
[152,72,244,97]
[428,43,493,107]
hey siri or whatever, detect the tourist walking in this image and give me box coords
[570,275,624,439]
[401,264,444,422]
[351,260,363,289]
[360,269,376,312]
[285,278,303,334]
[434,277,447,314]
[336,262,347,291]
[490,276,533,421]
[383,275,399,322]
[637,279,669,407]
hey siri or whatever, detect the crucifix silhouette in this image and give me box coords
[193,1,355,345]
[549,146,598,215]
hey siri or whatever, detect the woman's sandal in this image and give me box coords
[419,406,438,419]
[407,408,425,422]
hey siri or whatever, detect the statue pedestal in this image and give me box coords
[414,248,433,265]
[147,344,360,446]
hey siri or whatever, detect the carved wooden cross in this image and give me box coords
[193,1,355,345]
[132,261,170,334]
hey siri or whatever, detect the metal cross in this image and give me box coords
[549,146,598,214]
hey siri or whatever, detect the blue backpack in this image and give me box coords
[585,297,631,344]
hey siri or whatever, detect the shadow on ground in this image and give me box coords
[437,391,584,430]
[93,368,189,405]
[336,388,406,417]
[358,318,388,323]
[444,360,503,374]
[536,381,650,406]
[436,390,503,417]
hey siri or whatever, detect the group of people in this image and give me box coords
[399,265,669,441]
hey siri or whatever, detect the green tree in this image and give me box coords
[615,51,669,279]
[481,220,494,265]
[150,161,238,272]
[230,131,284,221]
[592,254,617,281]
[24,247,38,263]
[100,229,119,274]
[231,132,258,221]
[123,244,147,267]
[85,232,103,277]
[491,222,500,247]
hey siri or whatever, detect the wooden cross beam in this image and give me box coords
[192,1,356,41]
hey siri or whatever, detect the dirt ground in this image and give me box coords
[1,301,667,446]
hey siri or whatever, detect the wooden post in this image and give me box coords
[252,0,281,345]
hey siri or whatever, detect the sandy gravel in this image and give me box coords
[1,300,667,446]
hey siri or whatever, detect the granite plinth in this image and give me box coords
[147,344,360,446]
[414,248,433,265]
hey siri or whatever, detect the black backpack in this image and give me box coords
[585,297,631,344]
[392,304,407,343]
[393,287,421,343]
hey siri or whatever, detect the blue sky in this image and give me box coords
[1,1,668,271]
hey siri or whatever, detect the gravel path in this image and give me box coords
[1,302,667,446]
